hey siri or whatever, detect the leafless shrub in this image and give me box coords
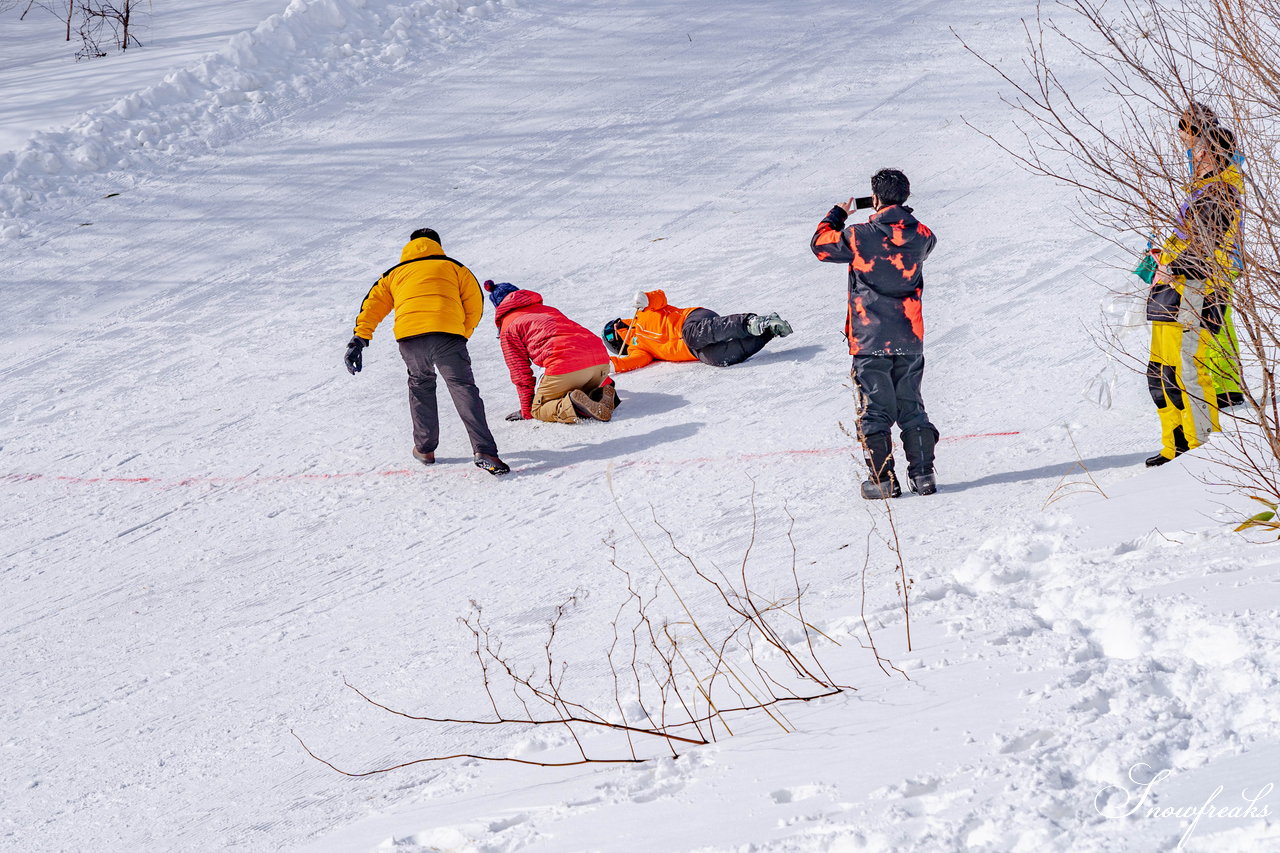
[75,0,143,60]
[9,0,148,58]
[295,491,899,775]
[957,0,1280,510]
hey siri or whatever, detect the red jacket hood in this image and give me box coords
[494,289,544,325]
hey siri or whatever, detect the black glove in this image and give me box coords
[505,411,527,421]
[344,335,369,375]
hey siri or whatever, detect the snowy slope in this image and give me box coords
[3,1,1280,852]
[0,0,287,153]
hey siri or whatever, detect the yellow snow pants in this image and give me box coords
[1147,319,1220,460]
[1205,303,1243,397]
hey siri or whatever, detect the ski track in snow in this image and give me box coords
[3,0,1280,851]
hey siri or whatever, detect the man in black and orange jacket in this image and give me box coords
[811,169,938,499]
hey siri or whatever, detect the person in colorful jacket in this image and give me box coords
[485,281,617,423]
[602,290,792,373]
[344,228,509,476]
[810,168,938,499]
[1178,102,1247,409]
[1144,123,1242,466]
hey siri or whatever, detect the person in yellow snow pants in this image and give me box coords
[1145,118,1239,466]
[1177,103,1247,408]
[1146,291,1220,465]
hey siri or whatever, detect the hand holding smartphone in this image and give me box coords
[838,196,876,213]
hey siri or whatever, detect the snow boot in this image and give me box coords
[747,312,793,337]
[473,453,510,476]
[1147,424,1190,467]
[570,388,614,422]
[588,379,620,411]
[1216,391,1246,409]
[412,447,436,466]
[901,426,938,495]
[860,432,901,500]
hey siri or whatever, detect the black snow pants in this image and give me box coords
[681,309,773,367]
[398,332,498,456]
[852,354,935,438]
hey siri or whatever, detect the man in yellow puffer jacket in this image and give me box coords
[345,228,508,475]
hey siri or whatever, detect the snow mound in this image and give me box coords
[0,0,516,240]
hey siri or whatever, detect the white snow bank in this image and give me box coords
[0,0,516,240]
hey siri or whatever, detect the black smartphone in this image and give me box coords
[854,196,874,210]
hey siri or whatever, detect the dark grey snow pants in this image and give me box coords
[852,353,935,438]
[681,308,774,367]
[398,332,498,456]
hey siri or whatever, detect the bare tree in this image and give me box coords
[958,0,1280,511]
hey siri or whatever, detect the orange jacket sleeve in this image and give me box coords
[610,349,654,373]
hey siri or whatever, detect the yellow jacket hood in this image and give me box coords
[400,236,445,262]
[352,239,484,341]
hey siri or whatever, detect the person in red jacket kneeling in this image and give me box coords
[486,281,618,423]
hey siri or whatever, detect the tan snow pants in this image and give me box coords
[531,363,611,423]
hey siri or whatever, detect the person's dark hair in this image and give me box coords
[1178,101,1219,136]
[871,169,910,207]
[410,227,440,243]
[1202,124,1237,171]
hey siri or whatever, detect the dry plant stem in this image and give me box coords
[651,505,841,692]
[611,552,724,742]
[841,413,914,652]
[1042,425,1109,509]
[613,567,663,739]
[606,468,783,732]
[836,418,912,670]
[605,572,640,760]
[880,490,913,652]
[291,730,644,776]
[783,503,841,686]
[344,658,708,745]
[541,601,590,761]
[732,483,835,689]
[475,611,601,729]
[859,529,910,680]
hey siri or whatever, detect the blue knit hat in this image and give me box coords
[482,280,519,308]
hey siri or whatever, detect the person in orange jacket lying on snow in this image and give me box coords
[602,290,792,373]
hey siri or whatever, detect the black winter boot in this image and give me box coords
[860,432,901,500]
[1216,391,1246,409]
[473,453,511,476]
[901,426,938,495]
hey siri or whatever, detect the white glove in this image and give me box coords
[632,290,648,311]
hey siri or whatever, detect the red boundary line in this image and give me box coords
[1,431,1021,488]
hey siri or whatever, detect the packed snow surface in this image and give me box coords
[2,0,1279,851]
